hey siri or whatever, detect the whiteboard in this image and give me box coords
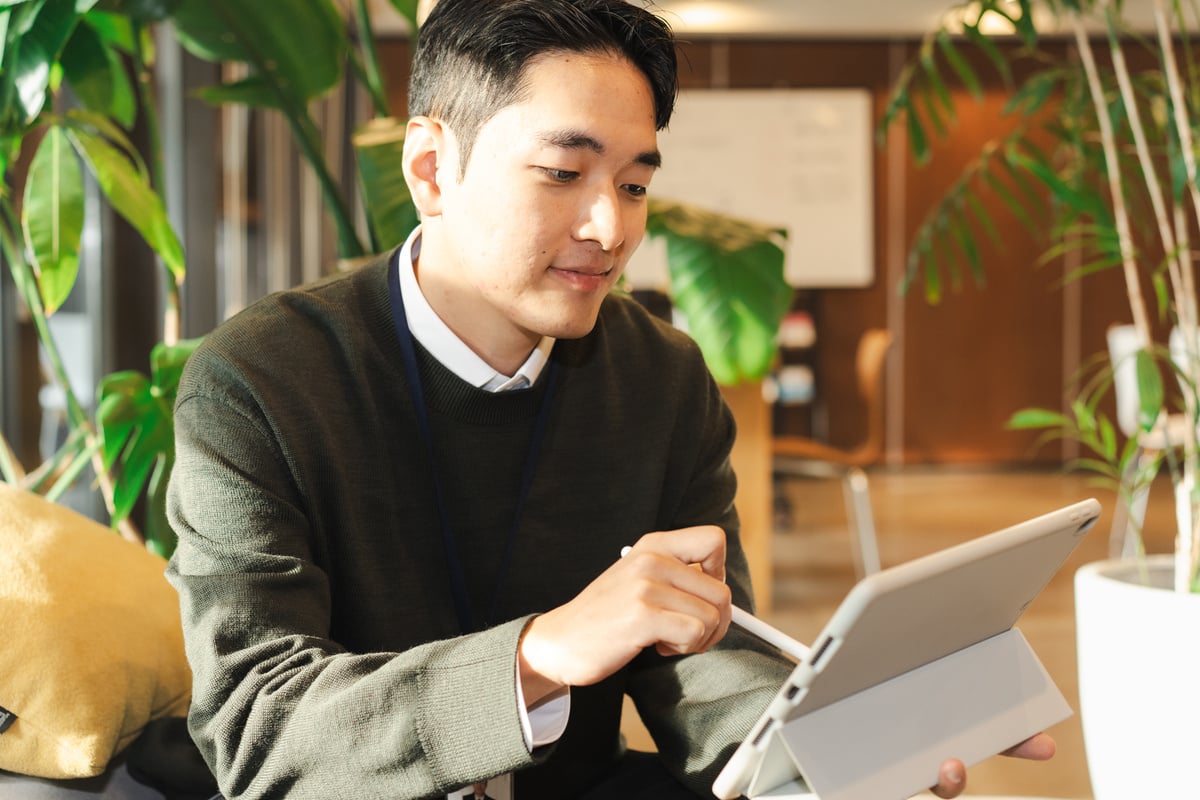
[625,88,875,289]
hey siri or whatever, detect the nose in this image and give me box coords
[576,185,625,252]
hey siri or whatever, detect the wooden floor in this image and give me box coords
[764,465,1176,799]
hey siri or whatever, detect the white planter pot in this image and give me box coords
[1075,555,1200,800]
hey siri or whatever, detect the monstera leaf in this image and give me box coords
[646,199,792,386]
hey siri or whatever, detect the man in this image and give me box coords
[463,781,496,800]
[166,1,1053,798]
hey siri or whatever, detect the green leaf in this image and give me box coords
[1007,407,1071,430]
[66,106,145,170]
[947,207,982,286]
[906,98,929,164]
[67,14,136,127]
[13,0,80,122]
[22,124,83,314]
[936,30,982,101]
[10,0,47,35]
[149,336,201,398]
[1098,416,1117,461]
[0,9,10,68]
[94,338,198,548]
[964,192,1001,247]
[646,199,791,385]
[919,43,955,117]
[1003,69,1062,117]
[1007,143,1110,224]
[171,0,347,111]
[82,8,135,50]
[59,17,112,115]
[918,77,948,139]
[980,166,1038,233]
[354,116,418,253]
[193,74,284,110]
[385,0,418,33]
[65,125,185,280]
[94,0,181,20]
[1011,0,1039,46]
[963,21,1011,87]
[1134,348,1164,432]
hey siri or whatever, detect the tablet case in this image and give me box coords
[738,628,1069,799]
[713,498,1100,800]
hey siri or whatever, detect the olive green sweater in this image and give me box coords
[166,253,791,800]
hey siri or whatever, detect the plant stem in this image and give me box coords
[131,19,181,346]
[1103,4,1188,319]
[0,201,87,428]
[0,198,142,542]
[0,430,24,484]
[1153,0,1200,590]
[352,0,391,117]
[1070,15,1152,346]
[289,107,366,258]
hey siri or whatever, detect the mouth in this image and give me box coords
[548,264,615,291]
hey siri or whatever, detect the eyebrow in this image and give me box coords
[539,128,662,169]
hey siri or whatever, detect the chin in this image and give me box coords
[521,294,610,340]
[536,308,605,341]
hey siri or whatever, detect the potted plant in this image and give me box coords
[0,0,199,555]
[886,1,1199,796]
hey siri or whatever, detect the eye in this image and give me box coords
[623,184,648,198]
[540,167,579,183]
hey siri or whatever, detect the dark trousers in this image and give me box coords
[199,753,704,800]
[577,751,708,800]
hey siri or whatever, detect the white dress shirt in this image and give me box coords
[397,226,569,750]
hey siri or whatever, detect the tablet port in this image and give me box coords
[750,720,771,747]
[810,635,834,668]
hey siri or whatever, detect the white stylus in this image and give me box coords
[619,546,810,660]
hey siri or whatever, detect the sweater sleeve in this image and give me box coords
[624,363,795,797]
[166,384,540,800]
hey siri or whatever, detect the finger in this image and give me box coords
[651,604,731,655]
[623,550,733,628]
[632,576,728,653]
[635,526,728,582]
[929,758,965,799]
[1002,732,1056,761]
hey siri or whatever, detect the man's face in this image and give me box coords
[420,50,660,356]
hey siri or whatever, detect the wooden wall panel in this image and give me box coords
[674,37,1131,466]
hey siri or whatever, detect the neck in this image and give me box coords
[413,253,539,377]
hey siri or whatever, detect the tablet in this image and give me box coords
[713,497,1101,800]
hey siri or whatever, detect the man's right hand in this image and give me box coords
[517,525,733,705]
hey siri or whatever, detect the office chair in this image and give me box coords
[772,328,892,577]
[1106,323,1191,558]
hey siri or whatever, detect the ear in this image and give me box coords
[403,116,453,217]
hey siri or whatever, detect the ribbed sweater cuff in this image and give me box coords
[416,616,538,786]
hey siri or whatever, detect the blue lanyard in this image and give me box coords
[387,259,558,634]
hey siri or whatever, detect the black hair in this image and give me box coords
[409,0,677,177]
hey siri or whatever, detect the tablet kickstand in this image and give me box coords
[746,628,1071,800]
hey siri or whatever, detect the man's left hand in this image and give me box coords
[930,733,1057,798]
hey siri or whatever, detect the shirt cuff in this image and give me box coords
[515,669,570,749]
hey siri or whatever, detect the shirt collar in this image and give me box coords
[397,226,555,393]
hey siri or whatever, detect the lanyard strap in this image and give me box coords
[388,260,557,633]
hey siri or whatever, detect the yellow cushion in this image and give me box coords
[0,482,191,779]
